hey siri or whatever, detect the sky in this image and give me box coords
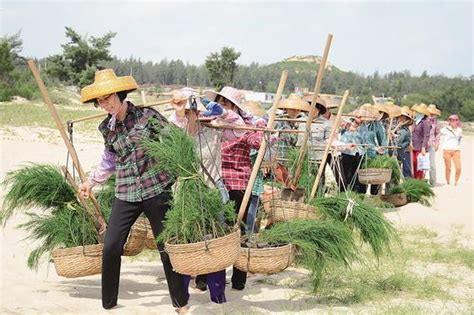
[1,0,472,77]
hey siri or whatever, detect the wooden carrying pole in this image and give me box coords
[237,70,288,221]
[291,33,333,188]
[28,60,107,233]
[310,90,350,199]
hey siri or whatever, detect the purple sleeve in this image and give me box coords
[87,149,116,187]
[422,119,431,150]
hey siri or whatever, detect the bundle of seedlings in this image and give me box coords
[18,202,99,269]
[311,192,398,258]
[143,124,240,275]
[1,163,77,224]
[287,148,315,200]
[1,164,100,269]
[389,178,434,206]
[360,155,401,185]
[259,219,358,291]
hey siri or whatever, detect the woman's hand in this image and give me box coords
[78,182,91,199]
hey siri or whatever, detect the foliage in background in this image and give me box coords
[312,192,399,258]
[45,27,116,87]
[260,219,358,291]
[0,32,40,101]
[389,178,435,206]
[205,46,241,90]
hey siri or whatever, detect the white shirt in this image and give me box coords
[441,126,462,150]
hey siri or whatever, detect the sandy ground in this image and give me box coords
[0,128,473,314]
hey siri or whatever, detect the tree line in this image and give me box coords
[1,27,472,120]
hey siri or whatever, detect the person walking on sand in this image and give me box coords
[410,103,431,180]
[440,115,463,186]
[78,69,189,313]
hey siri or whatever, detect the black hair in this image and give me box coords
[117,91,128,102]
[93,91,128,107]
[316,103,327,116]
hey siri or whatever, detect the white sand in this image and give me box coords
[0,128,472,314]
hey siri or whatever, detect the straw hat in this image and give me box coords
[411,103,430,116]
[241,101,266,117]
[171,87,206,111]
[81,69,138,103]
[278,94,311,112]
[427,104,441,116]
[302,94,327,108]
[360,103,382,120]
[204,86,244,111]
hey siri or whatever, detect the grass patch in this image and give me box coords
[0,101,102,133]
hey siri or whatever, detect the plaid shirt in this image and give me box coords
[221,132,262,191]
[98,102,172,202]
[274,113,305,162]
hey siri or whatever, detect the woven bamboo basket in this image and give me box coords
[165,230,240,275]
[358,168,392,185]
[123,217,147,256]
[235,243,296,274]
[264,198,318,222]
[52,244,103,278]
[144,219,156,250]
[381,192,408,207]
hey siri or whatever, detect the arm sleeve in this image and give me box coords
[422,119,431,149]
[87,149,116,188]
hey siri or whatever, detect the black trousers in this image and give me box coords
[229,190,248,290]
[102,192,188,309]
[339,153,364,193]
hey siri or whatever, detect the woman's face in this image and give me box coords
[217,96,237,112]
[171,99,186,115]
[286,109,300,118]
[97,93,121,114]
[449,117,459,128]
[354,116,362,124]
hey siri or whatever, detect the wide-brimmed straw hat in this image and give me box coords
[427,104,441,116]
[278,94,311,112]
[350,103,379,121]
[204,86,244,110]
[81,69,138,103]
[411,103,430,116]
[241,101,266,117]
[171,87,206,111]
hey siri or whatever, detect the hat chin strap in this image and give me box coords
[107,101,128,131]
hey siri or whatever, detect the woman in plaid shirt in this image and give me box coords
[78,70,189,313]
[204,86,264,291]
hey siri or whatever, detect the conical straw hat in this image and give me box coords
[411,103,430,116]
[81,69,138,103]
[278,94,311,112]
[427,104,441,116]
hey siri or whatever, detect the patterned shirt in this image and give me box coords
[428,117,440,148]
[221,131,263,191]
[297,116,332,161]
[98,102,172,202]
[275,113,305,162]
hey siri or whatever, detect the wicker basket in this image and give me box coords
[123,217,147,256]
[235,243,296,274]
[52,244,103,278]
[358,168,392,185]
[165,230,240,275]
[381,192,408,207]
[264,198,318,222]
[144,219,156,250]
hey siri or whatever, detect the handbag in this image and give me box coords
[417,153,430,171]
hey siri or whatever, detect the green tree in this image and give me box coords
[205,47,241,90]
[47,27,116,87]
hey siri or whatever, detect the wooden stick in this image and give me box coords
[237,70,288,221]
[386,117,394,145]
[141,90,147,105]
[310,90,349,199]
[28,60,107,233]
[291,33,333,188]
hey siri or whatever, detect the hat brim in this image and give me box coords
[204,90,244,112]
[81,76,138,103]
